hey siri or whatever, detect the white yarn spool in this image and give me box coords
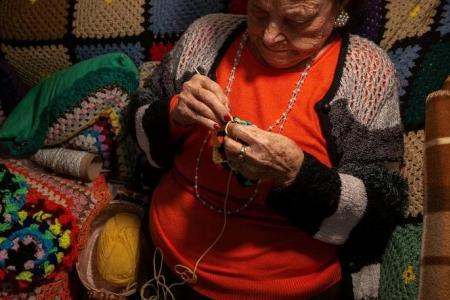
[31,148,102,181]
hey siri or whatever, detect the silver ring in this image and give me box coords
[237,145,247,161]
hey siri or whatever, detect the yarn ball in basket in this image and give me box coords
[0,164,78,289]
[96,212,141,287]
[76,201,145,298]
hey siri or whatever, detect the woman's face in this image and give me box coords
[247,0,341,69]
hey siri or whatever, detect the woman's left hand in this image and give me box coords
[223,123,304,187]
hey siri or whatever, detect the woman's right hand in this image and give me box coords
[171,74,231,130]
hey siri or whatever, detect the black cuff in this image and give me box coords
[266,152,341,235]
[139,91,176,169]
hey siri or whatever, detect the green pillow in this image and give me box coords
[0,52,139,157]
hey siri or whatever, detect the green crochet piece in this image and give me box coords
[0,52,139,157]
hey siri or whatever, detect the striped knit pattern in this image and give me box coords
[420,76,450,300]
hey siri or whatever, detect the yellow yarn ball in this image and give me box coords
[96,212,141,287]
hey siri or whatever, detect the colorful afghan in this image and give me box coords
[0,164,78,289]
[45,86,136,181]
[0,0,231,88]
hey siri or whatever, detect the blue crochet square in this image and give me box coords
[149,0,224,34]
[437,0,450,37]
[388,44,422,97]
[74,43,145,66]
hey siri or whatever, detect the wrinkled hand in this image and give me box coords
[171,74,231,130]
[224,123,304,187]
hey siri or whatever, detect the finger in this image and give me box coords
[195,86,230,124]
[180,92,221,129]
[185,75,231,122]
[225,123,260,145]
[223,136,244,159]
[199,77,230,109]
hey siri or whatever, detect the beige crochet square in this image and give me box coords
[72,0,145,39]
[0,0,69,41]
[1,44,71,87]
[400,130,425,218]
[381,0,440,50]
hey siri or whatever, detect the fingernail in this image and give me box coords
[214,123,221,130]
[224,115,232,122]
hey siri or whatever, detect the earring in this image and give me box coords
[334,10,349,28]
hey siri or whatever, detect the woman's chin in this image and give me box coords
[261,54,304,70]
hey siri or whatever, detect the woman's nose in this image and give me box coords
[263,21,285,46]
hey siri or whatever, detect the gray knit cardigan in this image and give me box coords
[132,14,406,300]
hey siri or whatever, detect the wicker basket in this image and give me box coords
[76,200,145,299]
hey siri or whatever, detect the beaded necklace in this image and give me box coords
[194,31,312,214]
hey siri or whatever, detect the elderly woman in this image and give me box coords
[133,0,405,299]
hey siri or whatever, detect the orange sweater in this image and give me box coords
[150,34,342,299]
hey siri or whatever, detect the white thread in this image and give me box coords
[140,172,233,300]
[31,148,86,178]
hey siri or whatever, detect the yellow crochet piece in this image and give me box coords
[56,252,64,263]
[44,263,55,276]
[18,210,27,225]
[49,219,62,236]
[16,271,33,282]
[59,230,72,249]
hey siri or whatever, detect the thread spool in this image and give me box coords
[30,148,102,181]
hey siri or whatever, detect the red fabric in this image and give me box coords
[228,0,248,14]
[150,42,175,61]
[151,34,343,299]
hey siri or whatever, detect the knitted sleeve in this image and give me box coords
[267,36,406,267]
[130,13,199,168]
[130,14,245,169]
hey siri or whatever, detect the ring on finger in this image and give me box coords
[237,145,248,162]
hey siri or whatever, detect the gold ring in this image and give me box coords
[237,145,247,161]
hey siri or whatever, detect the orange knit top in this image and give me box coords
[149,33,342,299]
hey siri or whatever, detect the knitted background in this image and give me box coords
[0,0,243,89]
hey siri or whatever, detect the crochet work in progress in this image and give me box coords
[0,164,78,289]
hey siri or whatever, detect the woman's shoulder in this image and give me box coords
[345,34,396,76]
